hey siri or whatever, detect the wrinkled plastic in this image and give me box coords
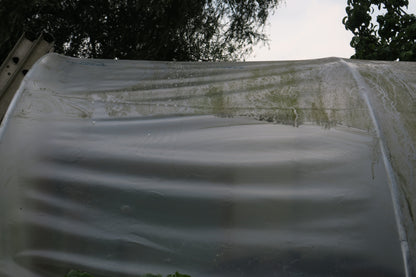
[1,54,415,277]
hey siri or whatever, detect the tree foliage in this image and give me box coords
[343,0,416,61]
[0,0,281,63]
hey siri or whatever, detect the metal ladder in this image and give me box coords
[0,32,54,122]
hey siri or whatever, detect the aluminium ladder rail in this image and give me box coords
[0,32,54,122]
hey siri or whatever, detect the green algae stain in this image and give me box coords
[311,101,330,128]
[243,68,306,127]
[262,69,303,126]
[205,86,234,117]
[265,89,301,126]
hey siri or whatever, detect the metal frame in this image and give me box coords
[0,32,54,122]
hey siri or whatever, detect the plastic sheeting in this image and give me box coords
[0,54,415,277]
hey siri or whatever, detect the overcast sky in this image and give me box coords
[248,0,416,61]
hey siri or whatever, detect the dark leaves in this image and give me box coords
[0,0,281,62]
[343,0,416,61]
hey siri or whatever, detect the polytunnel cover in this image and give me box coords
[0,54,415,277]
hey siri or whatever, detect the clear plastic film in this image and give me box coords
[1,54,415,277]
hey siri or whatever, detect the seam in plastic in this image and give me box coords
[340,58,412,277]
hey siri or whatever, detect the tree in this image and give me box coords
[0,0,281,63]
[343,0,416,61]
